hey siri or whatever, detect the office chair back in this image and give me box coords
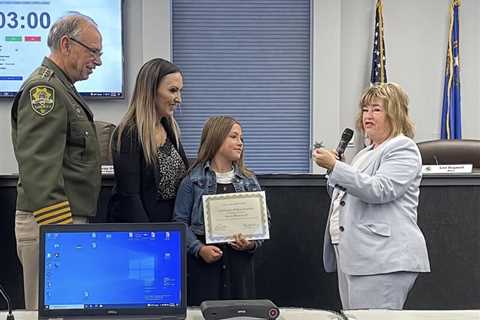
[417,139,480,168]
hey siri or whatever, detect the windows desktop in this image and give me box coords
[43,230,182,310]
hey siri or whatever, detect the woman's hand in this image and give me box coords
[312,148,337,171]
[199,245,223,263]
[230,233,255,251]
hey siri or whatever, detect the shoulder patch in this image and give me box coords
[29,85,55,116]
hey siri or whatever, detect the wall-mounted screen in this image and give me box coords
[0,0,124,98]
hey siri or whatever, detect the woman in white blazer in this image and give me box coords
[312,82,430,310]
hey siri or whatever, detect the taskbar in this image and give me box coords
[45,302,180,310]
[0,91,123,98]
[80,92,123,98]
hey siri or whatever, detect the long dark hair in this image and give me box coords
[114,58,182,165]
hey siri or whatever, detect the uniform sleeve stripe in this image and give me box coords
[34,201,70,215]
[34,207,71,220]
[57,217,73,225]
[36,211,72,225]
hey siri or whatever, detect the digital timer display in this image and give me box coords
[0,11,51,29]
[0,0,124,98]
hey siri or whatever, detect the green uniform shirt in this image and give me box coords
[11,57,101,224]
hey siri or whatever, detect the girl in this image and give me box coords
[174,116,270,306]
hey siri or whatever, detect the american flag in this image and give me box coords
[370,0,387,84]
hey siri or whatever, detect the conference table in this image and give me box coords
[2,308,479,320]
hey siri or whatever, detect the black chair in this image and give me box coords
[417,139,480,168]
[94,121,116,165]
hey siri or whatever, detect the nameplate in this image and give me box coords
[101,165,114,175]
[422,164,472,174]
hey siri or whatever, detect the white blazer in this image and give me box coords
[323,135,431,275]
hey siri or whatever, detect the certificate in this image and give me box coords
[202,191,270,244]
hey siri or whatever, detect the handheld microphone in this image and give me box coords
[336,128,354,158]
[0,284,14,320]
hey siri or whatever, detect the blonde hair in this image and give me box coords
[356,82,415,139]
[114,58,182,165]
[191,116,253,177]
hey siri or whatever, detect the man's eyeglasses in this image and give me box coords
[68,37,103,58]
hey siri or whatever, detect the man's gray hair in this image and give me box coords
[47,12,98,51]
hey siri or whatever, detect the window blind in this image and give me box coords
[172,0,311,173]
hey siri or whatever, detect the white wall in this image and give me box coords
[0,0,171,174]
[312,0,480,171]
[1,0,479,174]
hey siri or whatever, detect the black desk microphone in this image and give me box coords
[0,284,14,320]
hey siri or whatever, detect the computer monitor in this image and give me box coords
[38,223,186,320]
[0,0,124,98]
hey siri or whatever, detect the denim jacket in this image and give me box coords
[174,161,270,257]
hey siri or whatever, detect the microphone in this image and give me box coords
[336,128,354,158]
[0,284,14,320]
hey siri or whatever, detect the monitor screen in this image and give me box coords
[42,229,183,310]
[0,0,124,98]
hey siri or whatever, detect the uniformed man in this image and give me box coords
[11,13,102,310]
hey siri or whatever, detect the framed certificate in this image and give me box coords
[202,191,270,244]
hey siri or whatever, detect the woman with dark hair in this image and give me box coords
[108,58,189,222]
[174,116,270,305]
